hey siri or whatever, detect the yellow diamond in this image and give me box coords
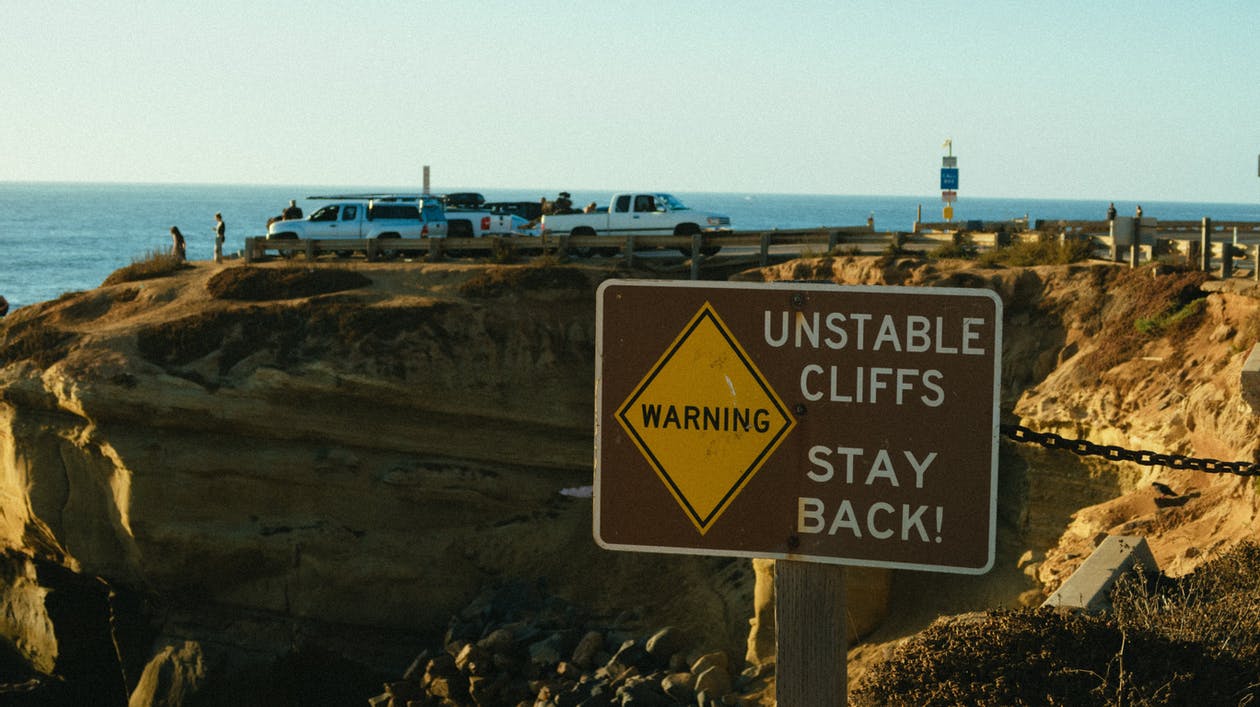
[617,302,795,534]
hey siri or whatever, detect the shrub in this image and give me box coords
[929,233,977,260]
[102,250,190,286]
[458,262,591,298]
[1084,268,1208,374]
[977,235,1095,267]
[206,267,371,301]
[854,543,1260,706]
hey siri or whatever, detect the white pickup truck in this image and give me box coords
[267,200,424,241]
[266,195,531,242]
[540,192,731,255]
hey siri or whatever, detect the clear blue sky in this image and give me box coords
[4,1,1259,202]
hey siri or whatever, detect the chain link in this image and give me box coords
[1000,424,1260,477]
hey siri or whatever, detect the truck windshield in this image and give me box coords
[656,194,688,211]
[310,205,339,222]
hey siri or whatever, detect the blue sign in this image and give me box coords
[940,168,959,190]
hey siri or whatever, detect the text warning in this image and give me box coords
[595,280,1002,574]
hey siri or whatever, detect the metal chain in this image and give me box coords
[1000,424,1260,477]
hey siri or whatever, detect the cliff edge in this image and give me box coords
[1,255,1257,703]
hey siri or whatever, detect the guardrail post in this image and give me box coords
[427,238,444,262]
[624,236,636,267]
[828,230,840,253]
[366,239,379,262]
[1130,220,1140,269]
[244,237,255,264]
[557,235,569,258]
[305,239,316,261]
[1222,224,1234,278]
[1109,221,1118,261]
[760,233,771,266]
[690,234,703,280]
[1200,217,1212,272]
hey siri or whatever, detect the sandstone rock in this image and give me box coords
[477,627,514,655]
[127,640,206,707]
[605,639,650,679]
[644,625,688,664]
[661,670,696,702]
[570,629,604,668]
[693,662,733,699]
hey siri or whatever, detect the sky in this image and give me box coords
[3,1,1259,203]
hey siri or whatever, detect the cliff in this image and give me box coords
[1,255,1257,703]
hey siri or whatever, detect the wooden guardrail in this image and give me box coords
[243,217,1260,281]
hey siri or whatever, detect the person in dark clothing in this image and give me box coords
[1106,202,1117,221]
[282,200,303,220]
[213,213,225,263]
[170,226,186,261]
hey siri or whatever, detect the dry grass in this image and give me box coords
[854,542,1260,706]
[977,235,1095,267]
[1079,267,1209,375]
[457,262,591,298]
[101,250,191,286]
[206,266,371,301]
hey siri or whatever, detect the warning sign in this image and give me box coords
[616,303,796,534]
[595,280,1002,574]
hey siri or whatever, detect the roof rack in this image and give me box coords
[305,193,431,201]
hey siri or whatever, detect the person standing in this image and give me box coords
[1106,202,1117,221]
[170,226,186,261]
[213,212,225,263]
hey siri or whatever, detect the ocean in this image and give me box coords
[2,181,1259,311]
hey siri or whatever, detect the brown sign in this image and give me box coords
[595,279,1002,574]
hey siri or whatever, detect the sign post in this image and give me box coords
[595,280,1002,702]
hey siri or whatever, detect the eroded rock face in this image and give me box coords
[2,257,1258,702]
[0,263,756,697]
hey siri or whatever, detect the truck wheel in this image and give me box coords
[375,234,401,260]
[447,220,473,257]
[674,223,702,257]
[270,232,298,259]
[571,227,596,258]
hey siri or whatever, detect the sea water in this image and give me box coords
[2,181,1258,310]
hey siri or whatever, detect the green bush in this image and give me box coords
[929,233,978,260]
[977,236,1095,267]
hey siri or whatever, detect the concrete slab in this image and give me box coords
[1042,535,1158,612]
[1241,343,1260,413]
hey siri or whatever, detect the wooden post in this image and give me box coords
[1200,218,1212,272]
[1130,219,1140,268]
[427,238,444,262]
[828,230,840,253]
[1109,221,1118,262]
[690,233,703,281]
[244,237,255,264]
[1222,225,1234,278]
[760,233,771,266]
[776,561,847,705]
[366,239,379,262]
[624,236,636,268]
[305,239,316,261]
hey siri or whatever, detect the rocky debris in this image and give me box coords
[368,581,760,706]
